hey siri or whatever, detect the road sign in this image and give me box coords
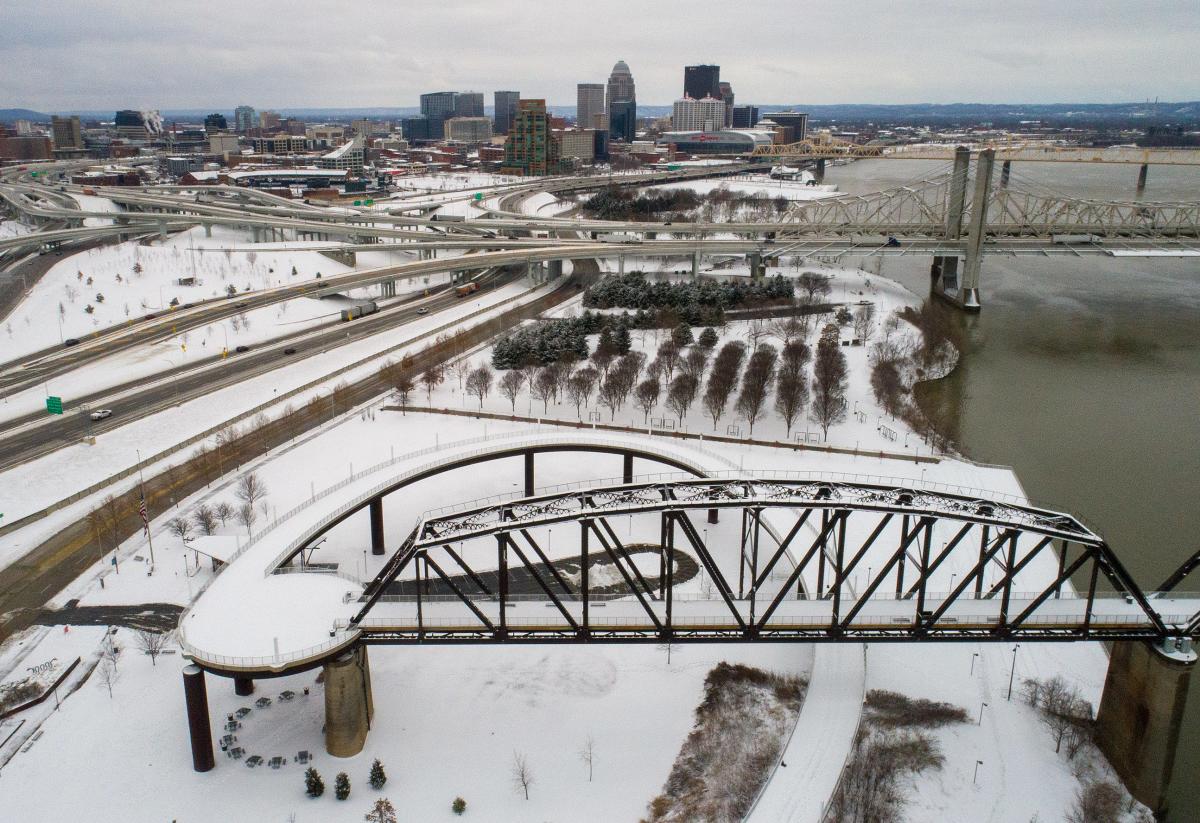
[474,192,483,201]
[365,199,374,206]
[46,395,63,415]
[353,200,362,206]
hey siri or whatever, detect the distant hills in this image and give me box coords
[4,101,1198,127]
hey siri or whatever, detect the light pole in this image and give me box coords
[973,760,983,785]
[970,652,979,676]
[977,702,988,725]
[1006,644,1021,701]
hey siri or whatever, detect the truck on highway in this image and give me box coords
[600,233,642,244]
[340,300,379,321]
[455,282,480,298]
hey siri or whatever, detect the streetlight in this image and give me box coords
[973,760,983,785]
[970,652,979,676]
[977,702,988,725]
[1006,644,1021,701]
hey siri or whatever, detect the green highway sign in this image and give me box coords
[365,199,374,206]
[474,192,483,201]
[46,395,63,415]
[353,200,362,206]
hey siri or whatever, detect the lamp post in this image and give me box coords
[1006,644,1021,701]
[977,702,988,725]
[973,760,983,785]
[970,652,979,676]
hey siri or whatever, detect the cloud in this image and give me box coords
[1,0,1197,110]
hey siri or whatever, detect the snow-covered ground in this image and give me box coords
[0,218,35,239]
[645,173,840,202]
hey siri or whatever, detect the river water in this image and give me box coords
[822,158,1200,819]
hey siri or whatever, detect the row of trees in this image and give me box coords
[167,471,269,543]
[584,272,794,313]
[581,186,702,221]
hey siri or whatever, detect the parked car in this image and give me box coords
[63,338,80,347]
[235,345,250,353]
[283,347,297,355]
[89,409,113,421]
[416,307,429,315]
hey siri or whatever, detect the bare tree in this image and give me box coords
[511,751,535,800]
[87,507,108,559]
[679,347,709,381]
[102,494,123,548]
[598,373,624,420]
[448,358,471,390]
[499,370,526,413]
[214,501,233,528]
[236,472,268,512]
[420,364,443,402]
[774,370,809,438]
[135,630,170,666]
[734,345,778,435]
[798,272,832,303]
[666,373,699,426]
[532,369,558,414]
[237,502,258,536]
[635,378,661,423]
[364,797,398,823]
[1067,781,1124,823]
[579,734,596,782]
[168,517,193,545]
[810,340,848,440]
[657,340,681,380]
[465,365,493,409]
[768,317,805,347]
[567,367,598,418]
[853,303,877,343]
[393,372,415,413]
[97,658,119,698]
[100,633,121,672]
[193,504,218,536]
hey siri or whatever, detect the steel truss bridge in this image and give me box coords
[752,137,1200,166]
[347,477,1200,645]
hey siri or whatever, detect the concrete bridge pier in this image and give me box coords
[749,252,764,279]
[203,222,212,238]
[957,148,995,312]
[548,259,563,280]
[233,675,254,696]
[691,252,699,278]
[999,160,1012,188]
[524,452,535,496]
[324,646,375,757]
[1096,639,1195,817]
[622,453,633,484]
[618,255,626,276]
[369,498,385,555]
[1137,163,1149,194]
[814,158,826,182]
[182,665,215,772]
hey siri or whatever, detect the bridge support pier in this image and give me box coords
[182,664,215,772]
[814,158,826,182]
[691,252,699,278]
[203,222,212,238]
[749,252,763,279]
[622,453,633,484]
[369,498,385,556]
[234,675,254,696]
[999,160,1011,188]
[956,148,995,312]
[1137,162,1149,194]
[324,646,374,758]
[524,452,535,496]
[618,255,625,276]
[548,259,563,280]
[708,508,719,524]
[1096,639,1195,817]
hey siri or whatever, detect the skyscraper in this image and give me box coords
[455,92,484,118]
[203,113,227,134]
[577,83,605,129]
[51,116,82,150]
[420,91,458,139]
[684,65,721,102]
[234,105,255,133]
[501,99,560,176]
[731,105,760,128]
[605,60,636,142]
[494,91,520,136]
[672,97,727,132]
[719,81,734,126]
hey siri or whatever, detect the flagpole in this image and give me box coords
[136,449,155,568]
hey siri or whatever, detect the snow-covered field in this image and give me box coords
[0,218,35,239]
[645,173,841,202]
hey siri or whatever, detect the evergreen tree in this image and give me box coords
[369,758,387,790]
[613,322,632,355]
[671,322,695,347]
[452,797,468,815]
[335,772,351,801]
[698,327,719,348]
[305,767,325,798]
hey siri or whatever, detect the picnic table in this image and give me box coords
[234,707,252,719]
[278,690,296,702]
[220,734,237,747]
[254,697,272,709]
[296,750,311,764]
[224,720,241,732]
[245,755,264,768]
[227,747,245,760]
[268,756,285,769]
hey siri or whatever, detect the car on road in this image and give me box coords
[235,345,250,353]
[89,409,113,421]
[63,338,80,347]
[283,347,297,355]
[416,307,429,315]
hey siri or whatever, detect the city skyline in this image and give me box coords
[2,0,1198,111]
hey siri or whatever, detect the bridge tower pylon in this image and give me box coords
[930,146,971,305]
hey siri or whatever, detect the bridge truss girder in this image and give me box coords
[349,478,1198,643]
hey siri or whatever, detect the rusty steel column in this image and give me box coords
[182,664,215,772]
[233,676,254,696]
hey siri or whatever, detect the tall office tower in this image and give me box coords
[234,105,256,133]
[420,91,458,139]
[684,65,721,102]
[401,115,431,142]
[719,81,734,126]
[494,91,520,136]
[731,105,760,128]
[114,110,162,140]
[608,99,637,143]
[501,99,560,176]
[605,60,636,142]
[454,92,484,118]
[258,110,281,131]
[51,115,82,149]
[672,97,728,132]
[577,83,605,129]
[761,111,808,142]
[203,113,227,134]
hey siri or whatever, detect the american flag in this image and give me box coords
[138,495,149,535]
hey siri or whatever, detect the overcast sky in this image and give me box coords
[3,0,1197,111]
